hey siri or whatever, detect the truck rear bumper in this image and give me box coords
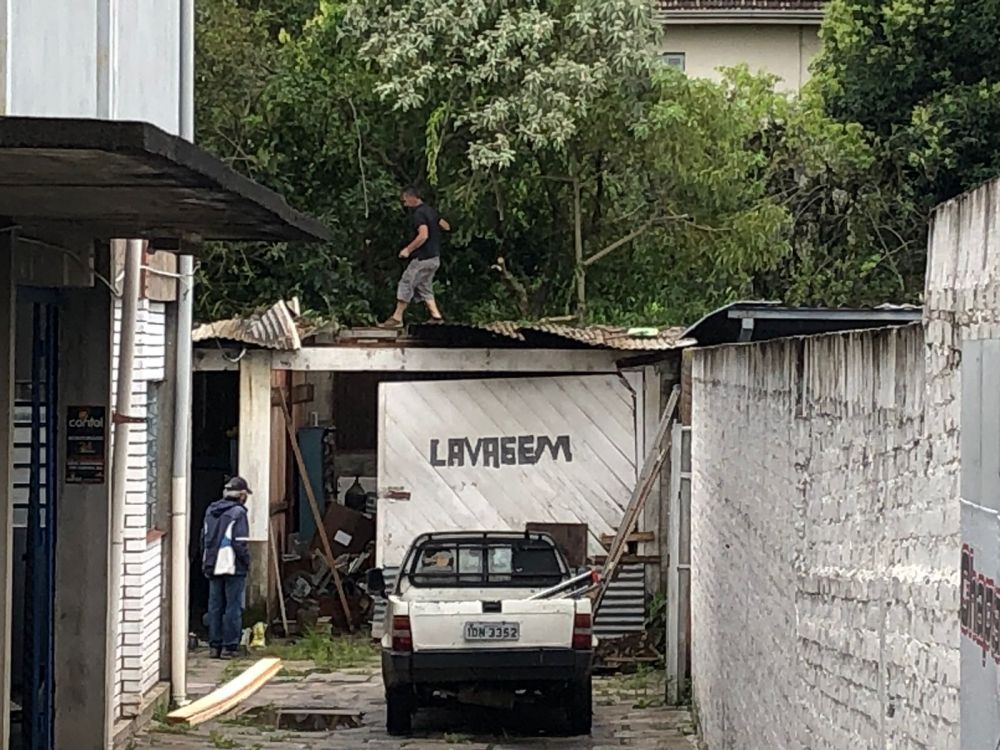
[382,648,592,690]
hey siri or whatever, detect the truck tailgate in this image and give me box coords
[409,599,576,651]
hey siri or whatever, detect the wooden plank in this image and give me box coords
[599,531,655,547]
[589,554,661,565]
[526,522,588,567]
[269,522,290,637]
[166,658,283,726]
[278,388,354,631]
[593,385,679,613]
[271,347,621,373]
[143,247,178,302]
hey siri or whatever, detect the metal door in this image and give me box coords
[20,296,58,750]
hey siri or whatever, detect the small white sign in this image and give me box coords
[333,530,353,547]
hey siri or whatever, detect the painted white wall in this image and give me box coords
[2,0,183,134]
[925,178,1000,749]
[377,375,638,568]
[111,298,168,717]
[660,23,821,92]
[690,324,960,749]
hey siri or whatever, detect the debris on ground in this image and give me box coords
[595,631,663,673]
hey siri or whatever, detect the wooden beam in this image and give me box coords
[278,389,354,631]
[594,385,680,613]
[166,658,283,726]
[599,531,655,547]
[589,554,661,565]
[194,348,241,372]
[271,346,621,373]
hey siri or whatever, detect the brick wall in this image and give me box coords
[690,324,960,749]
[111,297,168,716]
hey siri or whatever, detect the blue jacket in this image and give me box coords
[201,498,250,577]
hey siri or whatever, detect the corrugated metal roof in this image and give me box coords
[409,321,693,351]
[521,323,692,351]
[682,300,923,346]
[193,306,692,353]
[658,0,824,10]
[192,300,301,350]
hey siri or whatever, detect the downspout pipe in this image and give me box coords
[105,238,143,748]
[171,0,196,708]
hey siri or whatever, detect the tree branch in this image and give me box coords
[582,212,729,268]
[491,256,531,318]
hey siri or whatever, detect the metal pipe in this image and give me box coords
[170,254,193,707]
[527,568,598,600]
[180,0,194,140]
[171,0,196,707]
[105,239,142,748]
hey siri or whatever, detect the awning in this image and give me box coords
[682,300,923,346]
[0,117,330,243]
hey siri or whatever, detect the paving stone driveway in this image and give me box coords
[134,659,699,750]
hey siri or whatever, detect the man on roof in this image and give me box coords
[379,186,450,329]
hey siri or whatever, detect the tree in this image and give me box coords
[815,0,1000,205]
[341,0,793,322]
[192,0,927,327]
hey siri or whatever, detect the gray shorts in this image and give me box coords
[397,257,440,303]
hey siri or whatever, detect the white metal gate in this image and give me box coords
[375,374,647,637]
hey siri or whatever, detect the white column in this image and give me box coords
[237,351,272,608]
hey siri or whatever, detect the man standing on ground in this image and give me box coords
[201,476,252,659]
[379,186,450,328]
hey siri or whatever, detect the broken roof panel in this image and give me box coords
[192,300,302,351]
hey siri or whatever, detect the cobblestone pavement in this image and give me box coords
[134,657,699,750]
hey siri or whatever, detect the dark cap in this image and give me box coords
[224,476,252,494]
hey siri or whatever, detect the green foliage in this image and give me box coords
[193,0,937,327]
[814,0,1000,257]
[261,631,379,670]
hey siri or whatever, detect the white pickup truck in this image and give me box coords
[367,531,595,736]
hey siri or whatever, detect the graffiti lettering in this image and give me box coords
[961,543,1000,663]
[429,435,573,468]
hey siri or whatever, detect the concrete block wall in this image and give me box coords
[927,178,1000,747]
[690,324,960,750]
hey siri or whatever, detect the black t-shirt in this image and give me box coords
[410,203,441,260]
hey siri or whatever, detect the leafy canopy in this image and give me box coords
[192,0,928,327]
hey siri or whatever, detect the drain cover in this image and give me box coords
[239,706,364,731]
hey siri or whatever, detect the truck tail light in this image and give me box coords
[391,615,413,652]
[572,612,592,650]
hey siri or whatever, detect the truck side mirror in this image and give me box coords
[367,568,386,597]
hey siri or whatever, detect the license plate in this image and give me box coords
[463,621,520,641]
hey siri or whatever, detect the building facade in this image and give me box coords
[0,4,328,750]
[657,0,825,92]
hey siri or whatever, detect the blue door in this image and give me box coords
[20,296,58,750]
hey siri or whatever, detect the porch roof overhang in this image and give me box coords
[683,300,923,346]
[0,117,330,244]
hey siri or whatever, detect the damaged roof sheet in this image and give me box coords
[192,300,301,350]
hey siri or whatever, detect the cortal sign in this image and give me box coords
[66,405,107,484]
[430,434,573,468]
